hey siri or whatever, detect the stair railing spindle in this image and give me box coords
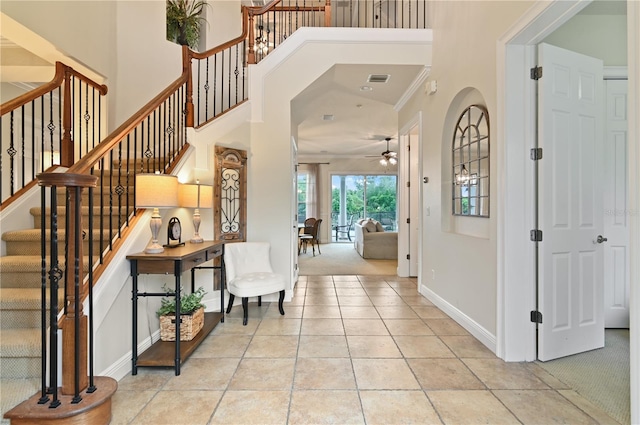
[48,184,61,408]
[38,185,50,405]
[72,185,82,404]
[87,185,96,393]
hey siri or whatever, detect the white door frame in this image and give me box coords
[497,0,638,422]
[398,112,422,278]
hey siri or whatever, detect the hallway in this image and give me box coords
[111,275,621,424]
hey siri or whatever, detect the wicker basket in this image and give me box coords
[159,306,204,341]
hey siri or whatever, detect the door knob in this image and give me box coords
[596,235,608,244]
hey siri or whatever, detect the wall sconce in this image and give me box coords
[179,181,213,243]
[135,173,179,253]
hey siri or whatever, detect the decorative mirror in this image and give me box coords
[214,146,247,240]
[452,105,489,217]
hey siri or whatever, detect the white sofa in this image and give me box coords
[354,218,398,259]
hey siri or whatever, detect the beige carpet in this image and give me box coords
[537,329,630,425]
[298,242,397,275]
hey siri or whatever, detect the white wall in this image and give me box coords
[544,14,627,66]
[205,1,243,50]
[0,1,116,81]
[398,1,534,347]
[113,2,184,126]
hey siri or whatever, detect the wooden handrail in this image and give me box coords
[248,0,283,15]
[0,62,107,116]
[189,7,250,61]
[67,74,188,175]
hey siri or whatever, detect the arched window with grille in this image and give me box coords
[452,105,490,217]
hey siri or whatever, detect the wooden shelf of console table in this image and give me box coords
[136,311,222,367]
[127,241,226,375]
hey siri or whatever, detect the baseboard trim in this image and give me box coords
[419,283,497,355]
[98,330,159,382]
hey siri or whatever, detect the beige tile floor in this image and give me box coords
[112,275,621,425]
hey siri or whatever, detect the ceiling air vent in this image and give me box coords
[322,114,335,121]
[367,74,390,83]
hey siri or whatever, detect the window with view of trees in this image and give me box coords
[297,172,308,223]
[331,175,397,239]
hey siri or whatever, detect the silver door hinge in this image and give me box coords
[406,254,410,260]
[530,310,543,323]
[530,66,543,80]
[530,229,543,242]
[530,148,543,160]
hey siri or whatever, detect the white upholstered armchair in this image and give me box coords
[224,242,285,325]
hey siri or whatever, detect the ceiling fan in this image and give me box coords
[368,137,397,166]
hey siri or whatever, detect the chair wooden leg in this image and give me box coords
[226,294,235,314]
[278,290,285,316]
[258,296,262,306]
[241,297,248,325]
[317,241,321,254]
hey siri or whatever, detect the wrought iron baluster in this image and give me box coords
[87,184,96,393]
[117,138,124,239]
[31,102,35,181]
[38,186,50,405]
[109,150,114,252]
[197,59,202,126]
[7,108,16,198]
[48,185,61,408]
[20,105,25,191]
[99,158,105,264]
[210,56,215,119]
[72,185,82,404]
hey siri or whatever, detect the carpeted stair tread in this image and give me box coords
[0,288,65,309]
[0,328,41,357]
[0,255,92,273]
[0,377,41,424]
[3,229,113,256]
[2,228,113,241]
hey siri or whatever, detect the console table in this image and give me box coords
[127,241,226,375]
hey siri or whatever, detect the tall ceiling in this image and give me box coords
[292,63,425,160]
[1,0,626,160]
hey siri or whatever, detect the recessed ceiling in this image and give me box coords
[293,63,424,159]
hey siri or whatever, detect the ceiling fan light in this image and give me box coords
[380,158,388,166]
[389,157,397,165]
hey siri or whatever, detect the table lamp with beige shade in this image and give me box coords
[179,181,213,243]
[135,172,179,253]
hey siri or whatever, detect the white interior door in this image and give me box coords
[408,126,419,277]
[398,121,420,278]
[537,43,604,361]
[604,79,630,328]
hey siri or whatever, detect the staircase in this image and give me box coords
[0,174,132,423]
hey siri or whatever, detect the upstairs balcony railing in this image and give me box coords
[187,0,428,128]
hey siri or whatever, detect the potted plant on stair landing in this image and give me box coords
[157,285,207,341]
[166,0,209,50]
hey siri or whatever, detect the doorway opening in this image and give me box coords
[330,174,398,243]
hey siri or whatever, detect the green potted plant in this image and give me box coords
[166,0,209,50]
[157,285,207,341]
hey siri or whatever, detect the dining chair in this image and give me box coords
[224,242,285,325]
[299,217,316,254]
[300,218,322,256]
